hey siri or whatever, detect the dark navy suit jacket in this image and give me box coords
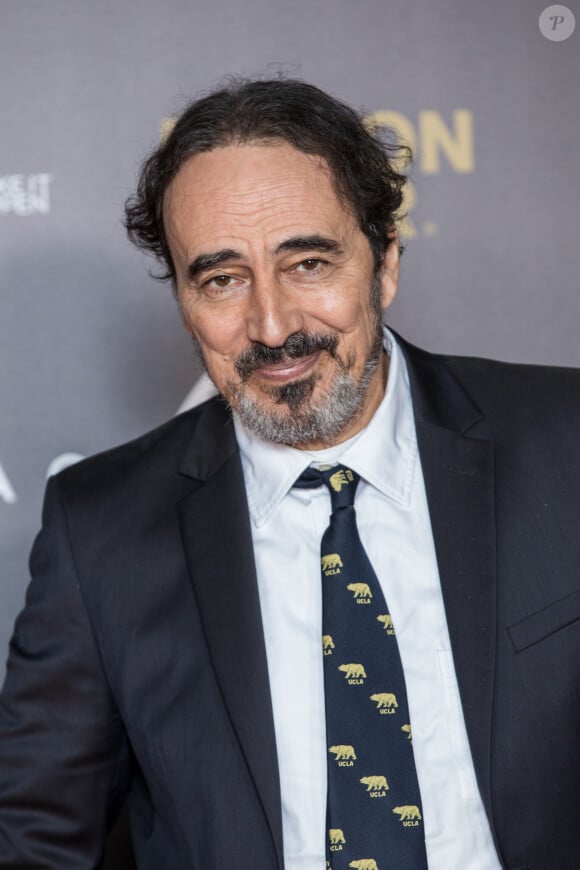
[1,337,580,869]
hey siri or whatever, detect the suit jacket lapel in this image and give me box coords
[398,337,497,821]
[177,399,283,867]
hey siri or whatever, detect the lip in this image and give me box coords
[253,351,320,383]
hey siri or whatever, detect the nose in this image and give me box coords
[245,272,304,347]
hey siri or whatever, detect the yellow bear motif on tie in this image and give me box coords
[329,744,357,761]
[370,692,398,709]
[376,613,395,633]
[321,553,343,574]
[360,775,388,792]
[393,805,422,822]
[322,635,335,655]
[347,582,372,601]
[329,468,354,491]
[349,860,379,870]
[328,828,346,846]
[338,662,367,681]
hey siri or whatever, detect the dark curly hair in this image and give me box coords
[124,78,411,285]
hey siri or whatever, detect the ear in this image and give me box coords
[379,232,400,311]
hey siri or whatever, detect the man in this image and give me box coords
[1,79,580,870]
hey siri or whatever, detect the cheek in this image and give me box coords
[197,340,237,385]
[312,295,377,341]
[188,315,252,394]
[184,304,241,360]
[194,342,238,395]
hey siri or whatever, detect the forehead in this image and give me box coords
[163,142,359,254]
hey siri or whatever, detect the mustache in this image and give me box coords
[234,332,338,380]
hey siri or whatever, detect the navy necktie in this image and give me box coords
[296,464,428,870]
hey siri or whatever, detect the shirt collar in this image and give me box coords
[233,328,418,527]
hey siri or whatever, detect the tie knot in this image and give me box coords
[296,464,360,509]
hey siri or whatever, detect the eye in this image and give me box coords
[200,273,242,299]
[206,274,233,288]
[296,258,324,272]
[201,274,240,295]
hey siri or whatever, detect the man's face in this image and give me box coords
[164,142,399,449]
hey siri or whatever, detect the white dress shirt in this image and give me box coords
[232,330,502,870]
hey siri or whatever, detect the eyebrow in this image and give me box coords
[273,235,343,256]
[187,235,343,282]
[187,249,242,282]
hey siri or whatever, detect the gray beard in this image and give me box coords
[227,339,383,447]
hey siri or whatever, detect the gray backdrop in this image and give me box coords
[1,0,578,804]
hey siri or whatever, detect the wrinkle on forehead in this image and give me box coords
[204,182,320,233]
[166,144,335,220]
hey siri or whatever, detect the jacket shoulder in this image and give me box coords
[397,334,580,438]
[55,397,231,506]
[445,353,580,421]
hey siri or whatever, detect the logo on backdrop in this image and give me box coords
[0,173,53,216]
[364,109,474,240]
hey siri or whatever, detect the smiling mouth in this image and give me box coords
[252,351,321,383]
